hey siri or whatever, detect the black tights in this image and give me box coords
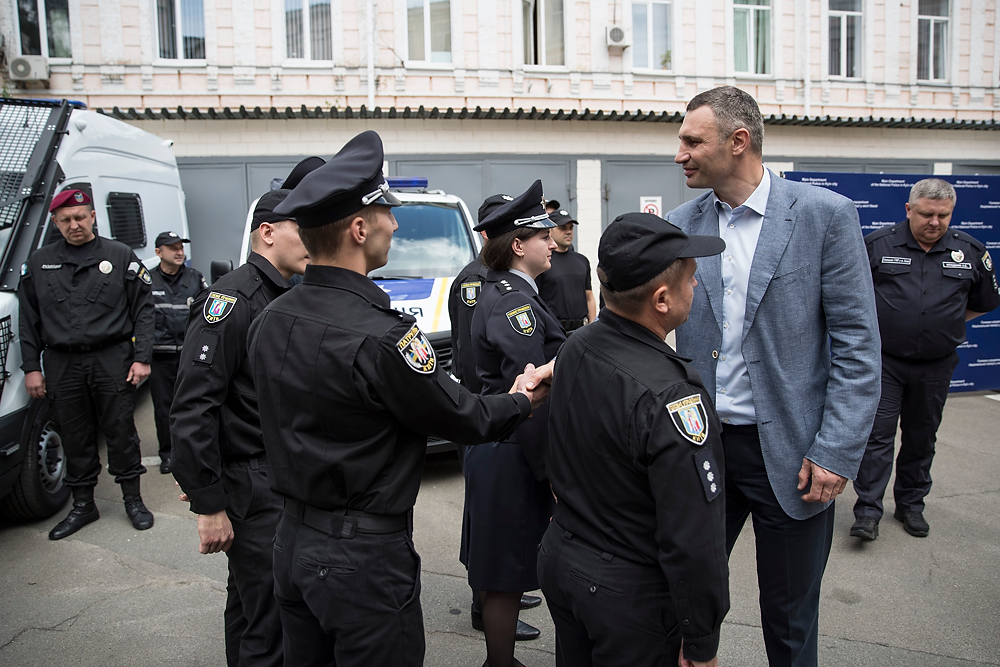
[479,591,526,667]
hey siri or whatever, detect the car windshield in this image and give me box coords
[373,202,475,279]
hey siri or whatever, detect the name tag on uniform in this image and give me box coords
[881,257,911,265]
[41,264,62,270]
[942,262,973,270]
[152,290,166,296]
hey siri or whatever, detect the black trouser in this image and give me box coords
[853,351,958,520]
[537,523,682,667]
[723,424,835,667]
[222,460,284,667]
[150,351,180,461]
[272,507,424,666]
[43,342,145,487]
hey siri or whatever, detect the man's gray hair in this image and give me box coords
[686,86,765,156]
[909,178,956,206]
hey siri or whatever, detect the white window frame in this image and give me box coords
[828,1,862,79]
[522,0,566,70]
[283,0,334,63]
[15,0,73,62]
[404,0,453,65]
[631,0,673,72]
[154,0,207,63]
[732,0,771,76]
[916,1,949,82]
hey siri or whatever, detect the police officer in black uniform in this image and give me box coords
[148,231,207,474]
[535,209,596,333]
[19,189,155,540]
[851,178,1000,541]
[539,213,729,667]
[170,183,311,667]
[247,130,541,667]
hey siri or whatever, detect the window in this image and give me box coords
[286,0,332,60]
[156,0,205,60]
[17,0,71,59]
[523,0,564,66]
[828,0,861,77]
[407,0,451,63]
[372,202,475,278]
[106,192,147,249]
[917,0,948,81]
[733,0,770,75]
[632,1,672,70]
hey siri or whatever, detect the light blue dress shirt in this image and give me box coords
[713,168,770,425]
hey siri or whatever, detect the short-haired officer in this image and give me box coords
[851,178,1000,541]
[539,213,729,667]
[535,209,597,332]
[170,182,312,667]
[19,189,154,540]
[247,130,541,667]
[148,231,207,475]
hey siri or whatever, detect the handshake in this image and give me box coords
[507,359,556,410]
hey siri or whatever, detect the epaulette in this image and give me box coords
[236,266,266,299]
[949,229,986,251]
[865,224,899,244]
[494,278,519,294]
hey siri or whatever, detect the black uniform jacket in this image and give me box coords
[535,247,592,321]
[18,235,154,373]
[150,264,207,352]
[471,269,566,480]
[448,255,487,393]
[247,265,532,515]
[546,309,729,660]
[866,221,1000,360]
[170,253,290,515]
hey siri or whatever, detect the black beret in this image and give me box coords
[473,180,555,238]
[478,193,514,223]
[548,209,577,226]
[273,131,400,228]
[251,190,293,232]
[598,212,726,291]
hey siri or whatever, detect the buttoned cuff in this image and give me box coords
[185,483,228,516]
[682,630,720,664]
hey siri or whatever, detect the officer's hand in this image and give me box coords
[127,362,151,385]
[197,510,235,554]
[512,363,549,410]
[524,359,555,392]
[24,371,46,398]
[678,641,717,667]
[798,458,848,503]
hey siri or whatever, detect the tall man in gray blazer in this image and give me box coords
[668,86,881,667]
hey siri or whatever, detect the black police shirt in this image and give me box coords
[866,221,1000,360]
[535,248,592,321]
[545,308,728,663]
[448,255,487,393]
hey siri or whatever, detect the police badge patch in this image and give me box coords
[506,305,536,336]
[396,325,436,374]
[461,281,482,307]
[984,251,993,272]
[203,292,238,324]
[666,394,709,445]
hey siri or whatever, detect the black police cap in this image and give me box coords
[273,131,401,228]
[478,193,514,223]
[251,189,293,232]
[473,180,555,238]
[283,156,326,190]
[154,231,189,247]
[545,199,561,210]
[548,209,577,226]
[598,212,726,291]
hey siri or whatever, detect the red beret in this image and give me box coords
[49,189,92,212]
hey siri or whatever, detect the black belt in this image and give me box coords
[49,336,132,354]
[560,318,586,331]
[283,497,410,539]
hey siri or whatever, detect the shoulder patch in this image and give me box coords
[138,266,152,284]
[506,304,536,336]
[984,251,993,272]
[461,280,482,307]
[666,394,709,445]
[396,325,436,374]
[20,263,27,277]
[694,447,721,502]
[203,292,238,324]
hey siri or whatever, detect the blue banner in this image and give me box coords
[785,172,1000,393]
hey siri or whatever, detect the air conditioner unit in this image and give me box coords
[606,25,632,49]
[9,56,50,81]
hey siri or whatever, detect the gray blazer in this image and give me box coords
[668,171,881,520]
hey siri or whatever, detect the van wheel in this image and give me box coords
[0,399,70,520]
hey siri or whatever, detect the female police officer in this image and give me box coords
[464,180,566,667]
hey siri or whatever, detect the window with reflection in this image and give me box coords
[829,0,861,78]
[157,0,205,59]
[523,0,564,66]
[632,0,672,70]
[286,0,332,60]
[734,0,770,75]
[407,0,451,63]
[917,0,948,81]
[17,0,71,59]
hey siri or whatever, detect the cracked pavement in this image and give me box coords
[1,386,998,666]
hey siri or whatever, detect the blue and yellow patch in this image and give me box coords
[203,292,237,324]
[396,325,436,374]
[667,394,709,445]
[506,304,535,336]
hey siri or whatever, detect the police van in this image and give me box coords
[239,177,480,452]
[0,98,191,519]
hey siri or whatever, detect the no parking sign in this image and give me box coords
[640,196,662,217]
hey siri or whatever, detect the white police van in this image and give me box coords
[0,98,191,519]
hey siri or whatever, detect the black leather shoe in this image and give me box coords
[470,607,541,641]
[48,502,100,540]
[849,516,879,541]
[894,509,929,537]
[124,496,154,530]
[159,458,172,474]
[520,594,541,610]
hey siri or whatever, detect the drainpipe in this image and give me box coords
[802,0,811,117]
[368,0,376,109]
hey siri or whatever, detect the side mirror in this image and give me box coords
[210,259,233,284]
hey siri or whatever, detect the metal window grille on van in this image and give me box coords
[0,315,13,400]
[106,192,146,249]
